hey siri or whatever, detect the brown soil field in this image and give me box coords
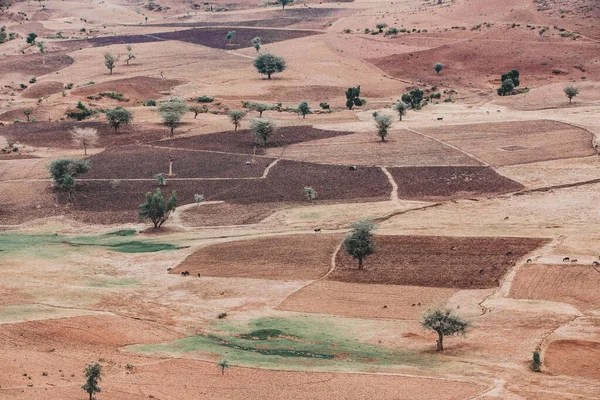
[2,121,166,149]
[389,166,524,200]
[0,53,74,77]
[70,77,183,105]
[369,31,600,88]
[21,81,65,99]
[85,145,275,179]
[157,126,355,155]
[510,264,600,312]
[173,234,342,280]
[331,235,549,288]
[544,340,600,380]
[179,202,293,226]
[269,129,482,167]
[418,120,595,166]
[279,280,458,319]
[85,27,321,50]
[0,182,59,225]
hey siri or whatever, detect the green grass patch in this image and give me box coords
[104,229,137,237]
[126,316,443,372]
[88,278,139,288]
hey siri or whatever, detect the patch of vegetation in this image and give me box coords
[197,95,214,103]
[239,329,288,340]
[105,229,137,237]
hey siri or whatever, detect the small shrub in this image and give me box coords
[193,193,205,203]
[65,83,74,90]
[217,312,227,319]
[143,99,156,106]
[19,83,27,89]
[155,173,166,186]
[29,77,36,84]
[304,186,317,202]
[531,351,541,372]
[197,95,214,103]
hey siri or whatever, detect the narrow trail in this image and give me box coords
[380,167,399,203]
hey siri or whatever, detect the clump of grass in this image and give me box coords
[104,229,137,237]
[217,312,228,319]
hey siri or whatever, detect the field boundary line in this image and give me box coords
[404,127,490,167]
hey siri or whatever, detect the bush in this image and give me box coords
[319,102,331,112]
[105,106,133,133]
[193,193,205,203]
[531,351,542,372]
[197,95,214,103]
[29,77,36,84]
[497,69,520,96]
[304,186,317,202]
[65,83,74,90]
[66,101,93,121]
[434,62,443,74]
[26,32,37,44]
[19,83,27,89]
[297,101,310,119]
[49,158,91,191]
[143,99,156,106]
[345,86,365,110]
[401,88,425,109]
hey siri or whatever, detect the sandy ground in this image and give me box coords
[2,0,600,398]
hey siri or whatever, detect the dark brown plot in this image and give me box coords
[331,235,549,289]
[157,126,355,155]
[388,166,523,200]
[84,145,274,179]
[70,77,183,104]
[0,53,73,77]
[173,234,342,280]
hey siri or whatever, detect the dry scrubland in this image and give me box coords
[1,0,600,398]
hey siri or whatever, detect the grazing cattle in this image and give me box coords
[181,271,190,276]
[527,259,532,263]
[505,251,513,256]
[314,228,321,233]
[571,259,578,263]
[349,165,357,171]
[593,261,599,266]
[437,117,443,121]
[504,216,509,220]
[383,305,388,309]
[197,273,201,277]
[563,257,570,262]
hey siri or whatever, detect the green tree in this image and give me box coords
[249,117,276,146]
[563,86,579,103]
[304,186,317,202]
[319,102,331,112]
[66,101,93,121]
[246,102,271,117]
[103,52,118,75]
[138,188,177,229]
[376,23,388,33]
[401,88,425,109]
[345,86,365,110]
[26,32,37,44]
[280,0,292,9]
[343,219,376,270]
[422,309,469,352]
[189,105,207,119]
[125,44,135,65]
[23,108,32,121]
[434,62,443,74]
[227,110,246,131]
[105,106,133,134]
[226,30,236,44]
[49,158,91,191]
[82,363,102,400]
[374,114,393,142]
[253,53,287,79]
[36,41,45,54]
[297,101,310,119]
[158,98,188,137]
[251,36,261,52]
[217,359,229,375]
[394,101,408,121]
[497,69,520,96]
[155,173,166,186]
[0,26,8,43]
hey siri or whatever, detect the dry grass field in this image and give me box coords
[1,0,600,398]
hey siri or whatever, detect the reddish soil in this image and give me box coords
[85,145,275,179]
[544,340,600,380]
[0,53,74,77]
[369,29,600,88]
[331,235,549,288]
[2,121,166,149]
[157,126,355,155]
[510,264,600,312]
[388,166,523,200]
[173,234,341,280]
[179,202,293,226]
[21,81,65,99]
[418,120,594,166]
[279,280,458,319]
[85,28,321,50]
[70,77,183,105]
[0,182,60,225]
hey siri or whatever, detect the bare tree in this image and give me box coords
[71,127,99,155]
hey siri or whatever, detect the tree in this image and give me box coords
[376,23,388,33]
[319,102,331,112]
[394,101,408,121]
[189,105,207,119]
[23,108,33,121]
[497,69,520,96]
[251,36,261,52]
[304,186,317,202]
[36,41,45,54]
[401,88,425,109]
[66,101,93,121]
[226,30,236,44]
[434,62,443,74]
[563,86,579,103]
[158,98,188,137]
[374,114,393,142]
[217,359,229,375]
[138,188,177,229]
[105,106,133,134]
[246,102,271,117]
[103,52,119,75]
[82,363,102,400]
[155,173,166,186]
[227,110,246,131]
[253,53,287,79]
[279,0,292,9]
[71,127,99,155]
[49,158,90,190]
[0,26,8,43]
[125,44,135,65]
[26,32,37,44]
[249,118,276,146]
[345,86,365,110]
[343,219,376,270]
[297,101,310,119]
[422,309,469,351]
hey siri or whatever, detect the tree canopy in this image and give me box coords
[253,53,287,79]
[345,86,365,110]
[227,110,247,131]
[374,114,393,142]
[105,106,133,133]
[422,309,469,351]
[343,219,376,270]
[49,158,91,191]
[563,86,579,103]
[82,363,102,400]
[138,188,177,228]
[250,118,277,146]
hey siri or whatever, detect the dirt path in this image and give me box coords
[381,167,399,203]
